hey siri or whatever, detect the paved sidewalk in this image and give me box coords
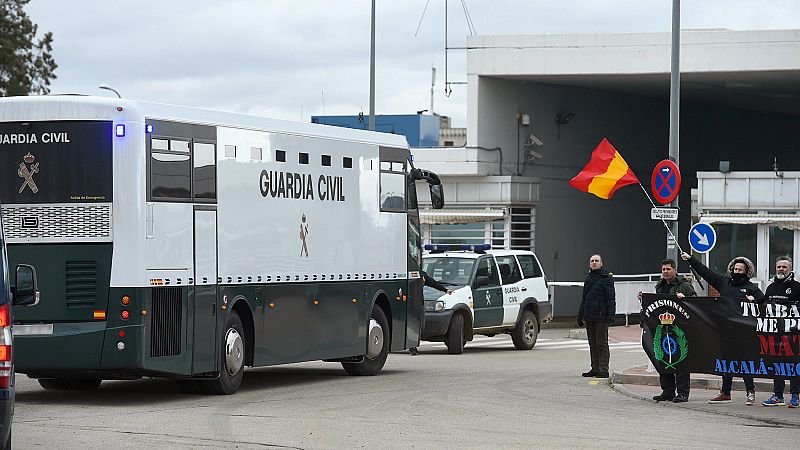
[590,325,800,427]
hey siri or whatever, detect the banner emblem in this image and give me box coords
[653,312,688,369]
[18,152,40,194]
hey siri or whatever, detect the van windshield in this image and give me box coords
[422,257,475,287]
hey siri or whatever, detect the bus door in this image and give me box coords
[192,207,218,374]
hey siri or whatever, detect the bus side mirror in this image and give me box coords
[12,264,39,306]
[429,184,444,209]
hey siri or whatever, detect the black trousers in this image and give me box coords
[586,320,610,373]
[659,372,690,397]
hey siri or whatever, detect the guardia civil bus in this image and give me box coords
[0,95,443,394]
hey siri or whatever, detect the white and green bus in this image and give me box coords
[0,95,443,394]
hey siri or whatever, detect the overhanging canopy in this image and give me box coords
[700,214,800,230]
[420,208,506,224]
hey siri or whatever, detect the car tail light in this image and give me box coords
[0,304,11,388]
[0,304,8,328]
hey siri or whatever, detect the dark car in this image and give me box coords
[0,204,39,449]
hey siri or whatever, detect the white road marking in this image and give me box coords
[418,336,643,352]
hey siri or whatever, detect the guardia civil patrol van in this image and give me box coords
[420,245,551,354]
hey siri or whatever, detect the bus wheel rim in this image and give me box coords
[224,328,244,375]
[366,318,383,360]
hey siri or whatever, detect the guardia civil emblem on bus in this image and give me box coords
[0,95,445,394]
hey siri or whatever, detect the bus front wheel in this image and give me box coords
[342,305,389,376]
[202,311,245,395]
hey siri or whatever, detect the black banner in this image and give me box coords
[0,120,113,203]
[642,293,800,379]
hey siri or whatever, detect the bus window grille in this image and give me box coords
[150,287,182,357]
[65,261,98,308]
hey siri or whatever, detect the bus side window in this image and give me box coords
[193,142,216,200]
[380,161,406,212]
[151,138,191,200]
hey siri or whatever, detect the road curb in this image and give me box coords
[611,369,775,391]
[611,383,800,428]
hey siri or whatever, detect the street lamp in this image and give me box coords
[98,85,121,98]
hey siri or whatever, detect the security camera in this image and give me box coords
[525,133,544,146]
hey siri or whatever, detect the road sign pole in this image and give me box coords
[667,0,680,263]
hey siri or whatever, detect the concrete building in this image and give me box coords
[414,29,800,284]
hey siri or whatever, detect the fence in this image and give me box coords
[547,273,700,325]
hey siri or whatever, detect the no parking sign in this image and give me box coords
[651,160,681,205]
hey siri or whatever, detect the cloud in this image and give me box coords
[26,0,800,127]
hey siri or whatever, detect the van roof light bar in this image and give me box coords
[423,244,491,254]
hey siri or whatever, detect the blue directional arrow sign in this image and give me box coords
[688,222,716,253]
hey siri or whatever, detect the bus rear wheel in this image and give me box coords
[201,311,245,395]
[38,378,102,390]
[342,305,389,376]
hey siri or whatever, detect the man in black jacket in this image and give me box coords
[578,254,616,379]
[638,258,697,403]
[761,256,800,408]
[409,270,451,356]
[681,251,764,405]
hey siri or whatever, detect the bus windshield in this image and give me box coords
[422,257,475,287]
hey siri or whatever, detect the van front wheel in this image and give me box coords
[445,313,465,355]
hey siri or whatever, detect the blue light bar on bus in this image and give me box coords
[145,124,154,134]
[423,244,491,252]
[115,124,125,137]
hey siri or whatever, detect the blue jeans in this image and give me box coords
[721,374,755,395]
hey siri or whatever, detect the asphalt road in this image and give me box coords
[11,329,798,449]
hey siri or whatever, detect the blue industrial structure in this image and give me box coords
[311,114,440,148]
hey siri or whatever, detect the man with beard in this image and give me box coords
[681,251,764,405]
[761,256,800,408]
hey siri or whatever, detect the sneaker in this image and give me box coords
[789,394,799,408]
[746,391,756,406]
[708,392,732,404]
[762,394,786,407]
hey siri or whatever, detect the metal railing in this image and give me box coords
[548,273,698,326]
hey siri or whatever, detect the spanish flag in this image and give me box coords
[569,138,639,199]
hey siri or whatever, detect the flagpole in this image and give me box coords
[637,182,684,254]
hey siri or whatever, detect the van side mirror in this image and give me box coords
[429,184,444,209]
[12,264,39,306]
[475,275,490,288]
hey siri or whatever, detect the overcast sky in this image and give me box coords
[25,0,800,127]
